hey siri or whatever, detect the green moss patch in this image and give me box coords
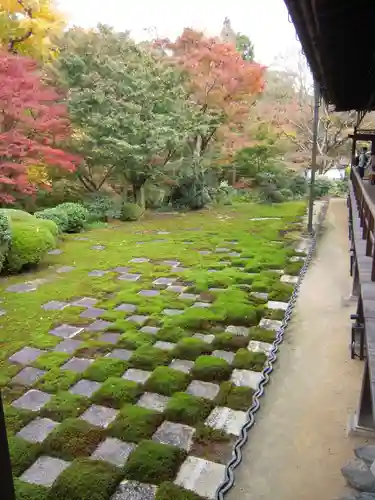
[192,355,231,382]
[129,346,172,371]
[118,331,155,350]
[232,349,266,371]
[36,369,79,393]
[40,392,90,421]
[32,352,70,370]
[50,458,120,500]
[145,367,189,396]
[248,326,277,343]
[173,338,212,361]
[92,377,142,408]
[216,382,254,411]
[212,333,249,351]
[43,418,103,461]
[268,283,294,302]
[4,405,34,435]
[8,436,41,476]
[156,326,188,343]
[109,404,163,443]
[165,392,213,425]
[284,261,303,275]
[156,482,206,500]
[124,439,186,485]
[14,479,49,500]
[83,357,127,382]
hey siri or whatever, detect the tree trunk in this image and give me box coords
[133,184,145,209]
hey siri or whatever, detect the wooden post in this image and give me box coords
[307,80,320,233]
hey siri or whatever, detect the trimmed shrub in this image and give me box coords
[232,348,266,371]
[173,338,212,361]
[119,202,144,221]
[92,377,142,408]
[192,355,232,382]
[129,346,172,371]
[145,367,190,396]
[34,207,69,233]
[165,392,213,425]
[83,357,128,382]
[216,382,254,411]
[0,213,11,272]
[0,209,33,221]
[84,196,120,222]
[56,202,88,233]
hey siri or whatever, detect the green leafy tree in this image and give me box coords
[236,33,255,61]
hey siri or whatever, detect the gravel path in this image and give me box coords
[227,198,366,500]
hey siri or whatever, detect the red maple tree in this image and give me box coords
[0,51,78,204]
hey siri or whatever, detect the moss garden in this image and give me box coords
[0,201,308,500]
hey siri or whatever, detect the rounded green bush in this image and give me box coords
[165,392,213,425]
[0,209,33,221]
[192,355,232,382]
[56,202,88,233]
[145,367,190,396]
[120,202,144,222]
[5,219,56,273]
[37,218,59,237]
[34,207,69,233]
[0,213,11,273]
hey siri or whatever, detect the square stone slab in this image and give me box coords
[153,341,176,351]
[250,292,269,300]
[106,349,134,361]
[153,277,176,287]
[91,245,106,251]
[129,258,150,263]
[205,406,247,437]
[118,273,141,282]
[69,379,102,397]
[0,309,5,316]
[212,350,235,364]
[193,333,215,344]
[86,320,114,332]
[48,249,62,255]
[169,359,194,374]
[179,293,198,301]
[290,256,305,262]
[98,333,121,344]
[20,456,70,487]
[198,250,212,255]
[163,308,185,316]
[127,315,149,325]
[137,392,170,413]
[17,417,59,443]
[115,303,137,313]
[153,421,195,451]
[225,325,249,336]
[12,390,51,411]
[11,367,46,386]
[140,326,160,335]
[56,266,75,273]
[123,368,151,384]
[186,380,220,401]
[267,300,288,311]
[247,340,273,355]
[9,347,45,365]
[6,283,37,293]
[280,274,299,285]
[42,301,69,311]
[166,285,187,293]
[72,297,98,308]
[138,290,160,297]
[157,231,170,235]
[175,456,226,500]
[112,266,130,273]
[111,481,157,500]
[61,357,93,373]
[231,369,263,390]
[173,267,189,273]
[192,302,211,309]
[258,318,282,331]
[88,270,108,277]
[215,248,230,253]
[49,324,84,339]
[80,308,106,319]
[91,437,136,467]
[163,260,180,267]
[80,405,118,428]
[228,252,241,257]
[54,339,83,354]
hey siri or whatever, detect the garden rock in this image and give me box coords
[11,367,46,386]
[186,380,220,401]
[280,274,299,285]
[115,303,137,313]
[86,320,113,331]
[72,297,98,308]
[258,318,282,331]
[69,379,102,397]
[137,392,170,413]
[106,349,134,361]
[49,324,84,339]
[54,339,82,354]
[225,325,249,336]
[140,326,160,335]
[61,357,93,373]
[169,359,194,374]
[111,480,157,500]
[98,333,121,344]
[21,456,70,487]
[91,437,135,467]
[118,273,141,282]
[12,390,51,411]
[80,404,118,428]
[231,369,263,390]
[175,456,226,500]
[123,368,151,384]
[154,341,176,351]
[163,308,185,316]
[212,350,235,363]
[80,308,106,319]
[205,406,247,437]
[355,445,375,466]
[56,266,75,273]
[17,417,59,443]
[193,333,215,344]
[248,340,273,355]
[9,347,45,365]
[341,458,375,492]
[267,300,289,311]
[152,420,195,451]
[127,315,149,325]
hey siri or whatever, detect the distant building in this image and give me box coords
[220,17,236,44]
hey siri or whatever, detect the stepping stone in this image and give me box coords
[225,325,249,336]
[193,333,215,344]
[61,357,93,373]
[179,293,198,301]
[72,297,98,308]
[170,267,189,273]
[9,347,45,365]
[163,260,181,267]
[20,456,70,487]
[205,406,247,437]
[137,392,170,413]
[267,300,289,311]
[112,267,130,273]
[48,249,62,255]
[157,231,170,235]
[153,341,176,351]
[54,339,82,354]
[80,405,118,428]
[98,333,121,344]
[140,326,160,335]
[207,269,219,273]
[91,437,136,467]
[152,421,195,451]
[169,359,194,374]
[115,303,137,313]
[123,368,151,384]
[212,350,235,364]
[80,308,106,319]
[129,258,150,263]
[249,217,281,221]
[138,290,160,297]
[250,292,268,300]
[12,390,51,411]
[6,283,37,293]
[42,300,69,311]
[231,369,263,390]
[88,270,108,277]
[127,315,149,325]
[49,324,84,339]
[186,380,220,401]
[192,302,211,308]
[111,480,157,500]
[258,318,282,331]
[153,277,176,287]
[290,256,305,262]
[11,367,46,386]
[74,237,89,241]
[56,266,75,273]
[209,288,226,293]
[215,248,230,253]
[91,245,105,251]
[0,309,5,316]
[69,379,102,397]
[86,320,113,332]
[228,252,241,257]
[280,274,299,285]
[166,285,187,294]
[118,273,141,282]
[247,340,273,355]
[163,309,185,316]
[198,250,212,255]
[175,456,226,500]
[17,417,59,443]
[106,349,134,361]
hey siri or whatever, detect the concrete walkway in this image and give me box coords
[227,199,367,500]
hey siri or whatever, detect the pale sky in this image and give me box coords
[57,0,301,69]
